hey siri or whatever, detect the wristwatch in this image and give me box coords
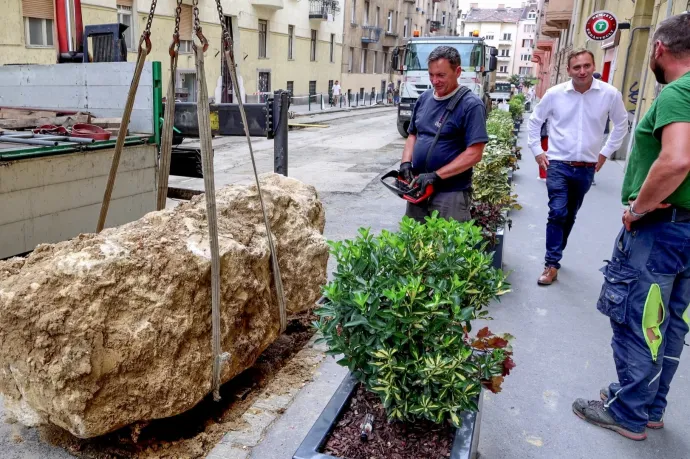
[629,201,648,218]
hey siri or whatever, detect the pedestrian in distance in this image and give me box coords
[527,48,628,286]
[398,45,488,223]
[331,80,341,107]
[572,12,690,441]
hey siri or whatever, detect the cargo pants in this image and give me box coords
[597,220,690,432]
[405,190,472,223]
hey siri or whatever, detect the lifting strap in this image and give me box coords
[97,2,157,232]
[192,1,229,402]
[156,0,184,210]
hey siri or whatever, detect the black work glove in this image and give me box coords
[399,161,414,183]
[411,172,440,195]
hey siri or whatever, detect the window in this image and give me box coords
[485,34,494,40]
[258,71,271,93]
[373,51,377,74]
[442,12,446,26]
[288,25,294,59]
[286,81,294,96]
[348,47,354,72]
[22,0,54,47]
[310,29,317,61]
[522,39,533,48]
[521,54,532,61]
[258,20,268,58]
[364,1,370,25]
[524,24,536,33]
[309,81,317,96]
[329,34,335,62]
[384,52,388,73]
[376,7,380,27]
[25,17,54,47]
[387,11,393,32]
[403,19,408,37]
[519,66,532,75]
[117,5,134,49]
[502,33,511,40]
[361,49,367,73]
[351,0,356,23]
[179,40,193,53]
[468,31,473,37]
[499,65,508,73]
[500,49,509,57]
[528,10,536,19]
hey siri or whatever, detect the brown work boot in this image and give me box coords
[537,266,558,286]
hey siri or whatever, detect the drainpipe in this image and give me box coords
[65,0,76,53]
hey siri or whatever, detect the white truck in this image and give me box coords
[391,35,498,138]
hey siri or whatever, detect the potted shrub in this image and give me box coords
[294,216,514,459]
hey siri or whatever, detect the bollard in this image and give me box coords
[273,90,289,176]
[308,95,311,111]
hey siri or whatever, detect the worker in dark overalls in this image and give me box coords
[573,13,690,441]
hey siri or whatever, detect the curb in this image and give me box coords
[207,334,328,459]
[291,104,397,118]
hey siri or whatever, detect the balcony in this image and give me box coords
[309,0,340,19]
[362,26,382,43]
[252,0,283,9]
[541,24,561,38]
[536,39,554,51]
[498,55,511,61]
[430,20,441,32]
[544,0,573,30]
[403,0,415,3]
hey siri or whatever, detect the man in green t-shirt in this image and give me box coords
[573,13,690,441]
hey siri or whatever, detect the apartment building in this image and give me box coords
[340,0,459,99]
[512,1,537,77]
[462,3,524,82]
[2,0,344,102]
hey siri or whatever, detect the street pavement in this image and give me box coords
[2,108,689,458]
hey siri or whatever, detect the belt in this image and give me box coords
[561,161,596,167]
[636,206,690,225]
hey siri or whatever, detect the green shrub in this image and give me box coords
[315,216,514,427]
[508,98,524,121]
[486,110,514,145]
[512,93,526,104]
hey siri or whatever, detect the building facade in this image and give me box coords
[339,0,459,100]
[2,0,345,102]
[512,1,537,76]
[462,3,524,82]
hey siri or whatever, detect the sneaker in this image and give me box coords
[572,399,647,441]
[599,387,664,429]
[537,266,558,286]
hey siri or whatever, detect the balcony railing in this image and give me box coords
[362,26,383,43]
[309,0,340,19]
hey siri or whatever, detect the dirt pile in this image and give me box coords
[0,173,328,439]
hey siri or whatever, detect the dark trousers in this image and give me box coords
[405,190,472,223]
[544,161,595,268]
[598,222,690,432]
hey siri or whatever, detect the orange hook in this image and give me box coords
[169,32,180,58]
[196,27,209,53]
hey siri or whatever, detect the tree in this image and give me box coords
[509,74,521,87]
[522,77,538,88]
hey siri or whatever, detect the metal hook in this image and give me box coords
[196,28,209,53]
[139,31,152,55]
[169,32,180,58]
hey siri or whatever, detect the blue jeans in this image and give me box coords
[598,221,690,432]
[544,161,595,268]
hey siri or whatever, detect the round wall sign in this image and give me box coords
[585,11,618,41]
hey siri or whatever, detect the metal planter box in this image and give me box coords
[489,225,506,271]
[293,372,483,459]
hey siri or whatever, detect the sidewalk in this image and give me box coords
[228,125,690,459]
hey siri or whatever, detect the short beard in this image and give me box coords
[652,61,667,85]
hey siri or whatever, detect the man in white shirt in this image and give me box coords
[332,80,341,107]
[528,48,628,286]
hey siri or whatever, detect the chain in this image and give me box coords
[192,0,208,52]
[213,0,232,51]
[137,0,157,54]
[169,0,183,57]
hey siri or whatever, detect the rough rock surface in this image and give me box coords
[0,173,328,438]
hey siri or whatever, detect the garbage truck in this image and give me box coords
[391,34,498,138]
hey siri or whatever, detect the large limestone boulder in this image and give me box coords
[0,173,328,438]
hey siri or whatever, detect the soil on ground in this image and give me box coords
[39,311,317,459]
[323,385,454,459]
